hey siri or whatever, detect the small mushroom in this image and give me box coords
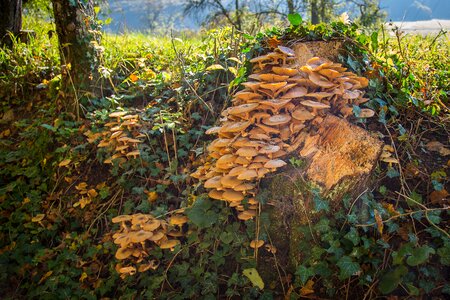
[250,240,265,249]
[159,239,180,250]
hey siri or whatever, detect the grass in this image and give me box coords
[0,13,448,299]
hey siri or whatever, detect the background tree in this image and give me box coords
[348,0,386,26]
[0,0,23,45]
[185,0,248,31]
[51,0,101,115]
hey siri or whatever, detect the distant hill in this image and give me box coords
[381,0,450,21]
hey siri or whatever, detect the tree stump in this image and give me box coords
[259,114,383,286]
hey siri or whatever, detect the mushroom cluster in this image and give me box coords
[112,212,187,276]
[192,45,374,217]
[96,111,144,164]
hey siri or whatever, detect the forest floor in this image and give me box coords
[0,16,449,299]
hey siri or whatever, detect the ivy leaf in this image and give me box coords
[336,256,360,280]
[344,227,360,246]
[437,245,450,265]
[313,195,329,212]
[287,13,302,26]
[405,283,419,296]
[378,265,408,294]
[186,197,217,229]
[295,265,314,285]
[314,218,330,233]
[406,245,435,266]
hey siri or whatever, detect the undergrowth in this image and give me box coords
[0,13,448,299]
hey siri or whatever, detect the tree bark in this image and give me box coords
[310,0,319,24]
[287,0,295,15]
[51,0,100,115]
[0,0,22,46]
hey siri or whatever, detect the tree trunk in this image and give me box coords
[310,0,319,24]
[0,0,22,46]
[235,0,242,31]
[287,0,295,15]
[51,0,100,116]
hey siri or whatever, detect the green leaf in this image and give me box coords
[437,245,450,265]
[295,265,314,285]
[219,231,233,244]
[378,265,408,294]
[313,195,329,212]
[344,227,360,246]
[186,197,217,229]
[336,256,360,280]
[407,191,422,206]
[287,13,303,26]
[406,245,435,266]
[405,283,419,296]
[206,64,225,71]
[242,268,264,290]
[314,218,330,233]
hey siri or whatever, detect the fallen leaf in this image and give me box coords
[38,271,53,284]
[429,189,449,205]
[32,214,45,222]
[300,279,315,296]
[426,141,450,156]
[58,159,71,167]
[79,272,88,282]
[129,73,139,82]
[146,191,158,203]
[374,209,383,235]
[206,64,225,71]
[75,182,88,191]
[87,189,98,198]
[243,268,264,290]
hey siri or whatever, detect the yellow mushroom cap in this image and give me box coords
[250,239,265,249]
[109,111,128,118]
[258,73,290,82]
[221,175,242,189]
[159,239,180,249]
[131,213,151,225]
[114,233,131,247]
[169,215,189,226]
[129,230,154,243]
[112,215,133,223]
[204,176,223,189]
[280,86,307,99]
[236,147,259,158]
[148,231,165,242]
[208,189,225,200]
[300,100,330,109]
[228,103,259,115]
[115,247,133,260]
[277,46,295,56]
[222,189,245,202]
[264,159,287,169]
[272,66,299,76]
[237,169,258,180]
[142,219,161,231]
[262,114,291,126]
[292,109,315,121]
[234,183,255,192]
